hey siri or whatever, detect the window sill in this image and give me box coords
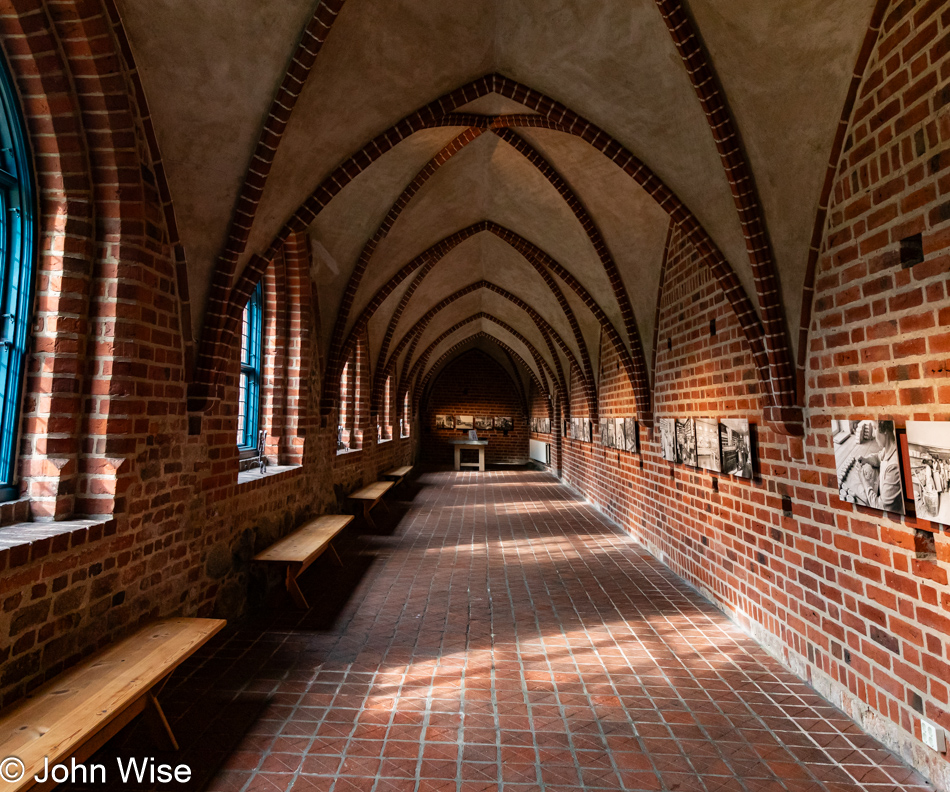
[237,464,300,487]
[377,438,392,445]
[0,515,116,568]
[336,448,362,457]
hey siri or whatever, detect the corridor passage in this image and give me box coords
[166,470,933,792]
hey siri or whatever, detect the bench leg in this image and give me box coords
[286,565,310,609]
[379,497,390,514]
[145,692,179,751]
[363,501,377,530]
[329,542,344,567]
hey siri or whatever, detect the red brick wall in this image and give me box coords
[0,4,413,706]
[423,350,528,465]
[527,383,558,469]
[561,3,950,781]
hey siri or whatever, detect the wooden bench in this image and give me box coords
[0,617,225,792]
[382,465,413,489]
[347,481,394,530]
[253,514,354,609]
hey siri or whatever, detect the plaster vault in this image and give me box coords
[112,0,877,435]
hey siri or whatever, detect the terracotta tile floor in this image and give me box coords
[89,469,936,792]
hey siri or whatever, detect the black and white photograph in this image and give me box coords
[659,418,676,462]
[695,418,721,472]
[541,418,551,434]
[832,419,904,515]
[606,419,616,449]
[905,421,949,522]
[675,418,697,466]
[497,416,514,433]
[614,418,624,450]
[474,416,493,431]
[456,415,474,431]
[623,417,638,453]
[599,419,609,446]
[435,414,454,430]
[719,418,753,479]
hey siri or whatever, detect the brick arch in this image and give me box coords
[358,126,649,423]
[366,226,597,415]
[352,278,591,416]
[200,73,795,431]
[795,0,889,404]
[398,312,564,412]
[415,333,543,418]
[334,228,604,415]
[103,0,192,359]
[48,7,189,515]
[336,125,649,425]
[1,1,185,518]
[653,0,792,426]
[193,0,348,407]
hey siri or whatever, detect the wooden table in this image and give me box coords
[450,440,488,471]
[253,514,354,608]
[348,480,394,529]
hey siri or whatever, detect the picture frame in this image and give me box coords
[719,418,752,479]
[906,420,950,522]
[695,418,720,472]
[675,418,697,466]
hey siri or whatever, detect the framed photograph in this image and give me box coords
[497,416,513,433]
[695,418,720,472]
[474,416,493,431]
[675,418,697,466]
[623,417,638,453]
[456,415,474,431]
[659,418,676,462]
[906,421,950,521]
[719,418,752,479]
[541,418,551,434]
[832,419,904,515]
[613,418,624,450]
[435,414,454,430]
[600,419,608,446]
[606,420,616,449]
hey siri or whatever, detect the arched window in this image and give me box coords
[0,56,35,502]
[237,280,263,449]
[380,375,391,441]
[400,391,410,438]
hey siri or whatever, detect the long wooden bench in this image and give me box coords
[0,617,225,792]
[382,465,413,489]
[253,514,354,609]
[347,480,394,530]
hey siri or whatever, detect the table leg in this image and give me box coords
[479,446,485,472]
[454,445,461,471]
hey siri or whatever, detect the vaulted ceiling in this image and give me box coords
[115,0,877,420]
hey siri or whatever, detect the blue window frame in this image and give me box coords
[0,55,35,503]
[237,280,263,449]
